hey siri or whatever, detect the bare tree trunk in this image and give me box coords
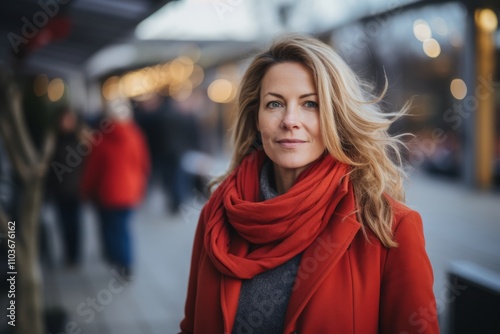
[0,70,55,334]
[15,177,44,334]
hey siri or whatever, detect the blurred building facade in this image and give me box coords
[1,0,498,188]
[0,1,500,334]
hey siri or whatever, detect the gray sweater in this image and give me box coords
[232,160,302,334]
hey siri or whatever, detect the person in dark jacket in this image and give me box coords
[46,107,84,266]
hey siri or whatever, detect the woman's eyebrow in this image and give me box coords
[263,92,317,98]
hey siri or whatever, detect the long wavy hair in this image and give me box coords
[214,34,410,248]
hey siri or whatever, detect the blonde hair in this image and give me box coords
[216,34,409,248]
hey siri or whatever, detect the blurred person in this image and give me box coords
[162,96,201,214]
[135,93,202,214]
[180,34,439,333]
[134,93,167,186]
[45,107,84,266]
[80,98,150,278]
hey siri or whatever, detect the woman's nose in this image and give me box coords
[280,106,300,130]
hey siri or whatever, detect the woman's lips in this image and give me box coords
[276,139,306,149]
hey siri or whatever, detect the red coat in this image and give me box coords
[180,201,439,333]
[81,120,150,207]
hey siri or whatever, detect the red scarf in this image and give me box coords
[203,150,352,279]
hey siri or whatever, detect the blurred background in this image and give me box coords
[0,0,499,333]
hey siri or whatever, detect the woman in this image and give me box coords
[180,34,439,333]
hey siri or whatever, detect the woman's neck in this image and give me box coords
[272,164,308,195]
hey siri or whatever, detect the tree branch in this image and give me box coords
[0,71,33,182]
[0,118,30,181]
[8,87,39,167]
[38,130,56,177]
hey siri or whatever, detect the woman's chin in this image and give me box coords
[270,157,310,172]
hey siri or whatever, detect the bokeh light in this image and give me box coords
[190,64,205,87]
[423,38,441,58]
[169,80,193,101]
[207,79,233,103]
[475,8,498,33]
[47,78,65,102]
[102,76,121,100]
[450,78,467,100]
[169,57,194,83]
[413,19,432,41]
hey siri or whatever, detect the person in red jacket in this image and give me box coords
[180,34,439,333]
[81,98,150,278]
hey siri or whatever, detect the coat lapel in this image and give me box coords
[283,211,361,332]
[220,233,247,333]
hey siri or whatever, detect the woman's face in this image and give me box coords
[257,62,326,174]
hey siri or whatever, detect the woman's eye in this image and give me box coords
[304,101,319,109]
[266,101,282,108]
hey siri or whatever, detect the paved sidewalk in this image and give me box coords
[42,172,500,334]
[405,172,500,293]
[405,171,500,332]
[44,186,199,334]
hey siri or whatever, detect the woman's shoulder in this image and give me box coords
[386,196,423,232]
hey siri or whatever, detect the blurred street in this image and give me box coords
[43,183,199,334]
[42,170,500,334]
[1,1,499,333]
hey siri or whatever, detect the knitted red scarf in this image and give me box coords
[203,150,352,279]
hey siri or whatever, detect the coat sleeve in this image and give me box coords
[379,210,440,333]
[179,207,206,334]
[136,126,150,178]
